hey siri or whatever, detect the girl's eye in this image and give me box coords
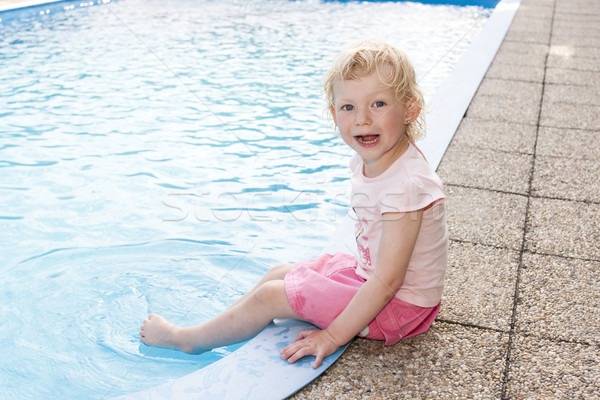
[374,101,385,107]
[341,105,354,111]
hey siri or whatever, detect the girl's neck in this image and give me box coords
[362,137,410,178]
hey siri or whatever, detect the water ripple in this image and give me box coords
[0,160,59,167]
[1,240,262,399]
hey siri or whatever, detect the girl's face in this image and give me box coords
[330,71,416,178]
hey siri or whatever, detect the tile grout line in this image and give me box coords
[537,124,600,133]
[499,0,557,397]
[465,115,600,132]
[447,183,529,199]
[449,238,600,264]
[436,319,600,349]
[435,319,508,334]
[446,182,600,206]
[521,249,600,264]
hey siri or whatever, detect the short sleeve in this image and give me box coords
[380,176,444,213]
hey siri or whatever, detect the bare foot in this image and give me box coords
[140,313,184,351]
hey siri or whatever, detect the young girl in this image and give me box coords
[140,40,447,369]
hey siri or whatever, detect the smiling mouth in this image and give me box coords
[356,135,379,145]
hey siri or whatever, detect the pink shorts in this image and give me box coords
[284,252,440,345]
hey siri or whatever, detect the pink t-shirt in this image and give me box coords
[350,143,448,307]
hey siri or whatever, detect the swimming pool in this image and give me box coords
[1,0,495,398]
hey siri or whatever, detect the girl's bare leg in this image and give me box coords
[140,276,302,353]
[228,263,293,308]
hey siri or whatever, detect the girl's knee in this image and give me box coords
[251,280,299,319]
[266,263,293,280]
[253,280,287,306]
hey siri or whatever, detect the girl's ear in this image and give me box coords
[405,99,421,123]
[329,105,337,126]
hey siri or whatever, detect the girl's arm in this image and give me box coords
[280,209,423,368]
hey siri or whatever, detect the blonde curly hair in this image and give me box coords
[323,40,425,141]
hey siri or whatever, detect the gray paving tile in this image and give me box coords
[521,0,554,4]
[544,83,600,105]
[503,29,549,45]
[438,145,532,194]
[445,185,528,250]
[540,101,600,131]
[493,41,548,67]
[525,197,600,260]
[553,21,600,38]
[467,79,542,126]
[547,52,600,72]
[546,67,600,86]
[532,155,600,202]
[509,13,553,36]
[485,60,546,82]
[457,119,537,153]
[507,335,600,399]
[516,253,600,345]
[475,78,543,101]
[547,43,600,72]
[440,241,519,331]
[554,12,600,24]
[550,44,600,60]
[519,0,554,7]
[521,0,554,5]
[520,0,554,5]
[536,126,600,160]
[468,94,540,125]
[292,323,508,400]
[555,0,600,14]
[513,3,555,20]
[551,34,600,48]
[449,119,537,154]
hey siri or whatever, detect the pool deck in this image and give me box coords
[292,0,600,398]
[2,0,598,398]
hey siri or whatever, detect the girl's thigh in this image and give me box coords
[284,253,362,329]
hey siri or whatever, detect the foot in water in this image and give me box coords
[140,313,197,353]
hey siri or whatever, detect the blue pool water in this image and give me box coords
[0,0,492,398]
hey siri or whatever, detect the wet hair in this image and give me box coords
[323,40,425,140]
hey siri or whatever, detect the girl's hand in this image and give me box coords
[280,329,340,369]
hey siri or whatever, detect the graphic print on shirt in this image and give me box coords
[354,215,372,267]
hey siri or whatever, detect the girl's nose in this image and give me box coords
[354,109,371,126]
